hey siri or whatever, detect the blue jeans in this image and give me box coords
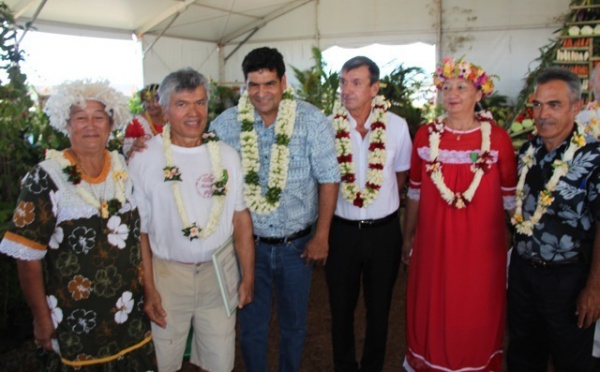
[239,234,313,372]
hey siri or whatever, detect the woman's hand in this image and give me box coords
[33,314,55,351]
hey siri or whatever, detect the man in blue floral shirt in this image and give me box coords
[210,47,340,371]
[508,67,600,371]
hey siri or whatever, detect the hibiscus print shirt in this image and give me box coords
[514,128,600,262]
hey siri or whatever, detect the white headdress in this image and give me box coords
[44,80,131,135]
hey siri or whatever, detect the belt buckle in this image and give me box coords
[531,259,547,268]
[357,220,372,229]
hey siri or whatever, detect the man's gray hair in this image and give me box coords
[535,67,582,103]
[158,67,210,109]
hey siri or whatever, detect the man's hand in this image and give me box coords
[144,287,167,328]
[238,278,254,309]
[301,235,328,265]
[576,285,600,328]
[33,314,55,351]
[127,135,151,159]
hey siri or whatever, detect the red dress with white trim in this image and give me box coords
[405,122,516,372]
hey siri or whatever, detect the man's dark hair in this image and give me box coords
[535,67,582,103]
[242,47,286,80]
[342,56,380,85]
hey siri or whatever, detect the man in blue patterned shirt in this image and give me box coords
[210,47,340,372]
[508,67,600,371]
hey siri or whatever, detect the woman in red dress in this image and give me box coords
[403,57,517,371]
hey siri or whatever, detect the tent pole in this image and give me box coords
[16,0,48,46]
[224,28,259,62]
[218,43,225,83]
[436,0,443,64]
[315,0,320,48]
[143,12,181,58]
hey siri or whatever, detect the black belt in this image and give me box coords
[519,253,584,269]
[333,210,398,229]
[254,226,312,244]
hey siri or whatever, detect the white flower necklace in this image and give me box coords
[162,124,228,240]
[427,111,495,208]
[237,86,296,215]
[46,149,127,218]
[511,126,586,236]
[332,95,389,208]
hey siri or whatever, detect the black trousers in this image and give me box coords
[325,213,402,372]
[507,249,594,372]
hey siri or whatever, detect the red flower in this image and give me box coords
[371,122,386,130]
[342,174,356,183]
[366,182,381,190]
[337,154,352,163]
[369,142,385,151]
[336,131,350,139]
[369,163,384,170]
[353,193,364,208]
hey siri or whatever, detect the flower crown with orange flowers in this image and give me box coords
[434,57,495,98]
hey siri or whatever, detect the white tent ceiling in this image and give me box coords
[6,0,569,100]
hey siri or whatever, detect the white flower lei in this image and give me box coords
[237,86,296,215]
[162,124,227,240]
[46,149,127,218]
[332,95,389,208]
[511,125,586,236]
[427,112,495,209]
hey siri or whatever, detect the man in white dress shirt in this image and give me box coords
[326,56,412,372]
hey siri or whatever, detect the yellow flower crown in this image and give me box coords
[434,57,495,98]
[139,84,159,102]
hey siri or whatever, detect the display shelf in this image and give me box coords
[555,4,600,96]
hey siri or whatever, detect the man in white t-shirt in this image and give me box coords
[326,56,412,371]
[128,68,254,372]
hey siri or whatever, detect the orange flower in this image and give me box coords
[13,201,35,227]
[68,275,92,301]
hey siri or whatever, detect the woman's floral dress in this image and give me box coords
[0,152,155,371]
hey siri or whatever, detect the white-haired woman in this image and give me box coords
[0,81,156,370]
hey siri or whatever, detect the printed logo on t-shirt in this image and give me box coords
[196,173,215,198]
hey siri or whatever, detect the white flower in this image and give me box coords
[114,291,134,324]
[46,295,63,329]
[238,86,297,215]
[107,215,129,249]
[49,190,59,216]
[162,125,227,239]
[427,116,492,208]
[49,227,64,249]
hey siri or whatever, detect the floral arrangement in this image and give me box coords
[427,111,495,208]
[237,85,296,215]
[46,149,127,218]
[434,57,495,98]
[162,125,226,240]
[332,95,389,208]
[511,126,586,236]
[44,80,131,135]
